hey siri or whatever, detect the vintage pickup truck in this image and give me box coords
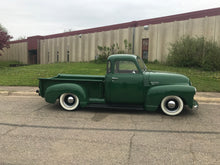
[37,54,198,116]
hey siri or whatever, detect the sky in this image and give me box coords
[0,0,220,40]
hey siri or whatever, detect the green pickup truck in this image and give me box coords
[37,54,198,116]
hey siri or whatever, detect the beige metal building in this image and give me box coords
[1,7,220,64]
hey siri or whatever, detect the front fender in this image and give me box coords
[145,85,196,111]
[45,83,87,107]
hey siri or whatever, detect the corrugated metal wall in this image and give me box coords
[39,27,134,64]
[0,42,28,63]
[147,15,220,62]
[1,15,219,64]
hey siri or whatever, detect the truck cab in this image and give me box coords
[105,55,147,104]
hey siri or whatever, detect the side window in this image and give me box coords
[114,61,138,73]
[107,60,111,74]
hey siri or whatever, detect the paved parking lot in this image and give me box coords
[0,95,219,165]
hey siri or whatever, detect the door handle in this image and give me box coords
[112,77,118,80]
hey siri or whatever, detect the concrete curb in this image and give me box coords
[194,96,220,103]
[1,90,220,103]
[0,91,38,96]
[0,91,9,96]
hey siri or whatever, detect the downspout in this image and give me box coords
[132,26,135,54]
[132,21,137,54]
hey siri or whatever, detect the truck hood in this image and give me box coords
[147,71,190,86]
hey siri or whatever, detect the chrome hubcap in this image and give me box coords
[67,96,74,104]
[167,101,176,109]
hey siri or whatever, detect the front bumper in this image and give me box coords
[192,100,199,110]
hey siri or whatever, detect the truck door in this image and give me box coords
[105,60,144,104]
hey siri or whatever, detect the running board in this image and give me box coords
[86,103,144,110]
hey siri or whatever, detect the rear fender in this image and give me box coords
[145,85,196,111]
[45,83,87,107]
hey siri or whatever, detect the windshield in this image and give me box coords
[137,57,147,72]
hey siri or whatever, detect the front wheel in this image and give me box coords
[59,93,79,111]
[161,96,184,116]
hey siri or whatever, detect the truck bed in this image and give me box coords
[39,74,105,101]
[54,74,105,82]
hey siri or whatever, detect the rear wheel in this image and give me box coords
[59,93,79,111]
[161,96,184,116]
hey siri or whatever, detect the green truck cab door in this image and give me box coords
[105,59,144,104]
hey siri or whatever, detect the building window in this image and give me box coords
[57,51,59,62]
[67,50,70,62]
[142,38,149,60]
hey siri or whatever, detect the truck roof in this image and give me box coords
[107,54,137,61]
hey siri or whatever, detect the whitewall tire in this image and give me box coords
[59,93,79,111]
[161,96,184,116]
